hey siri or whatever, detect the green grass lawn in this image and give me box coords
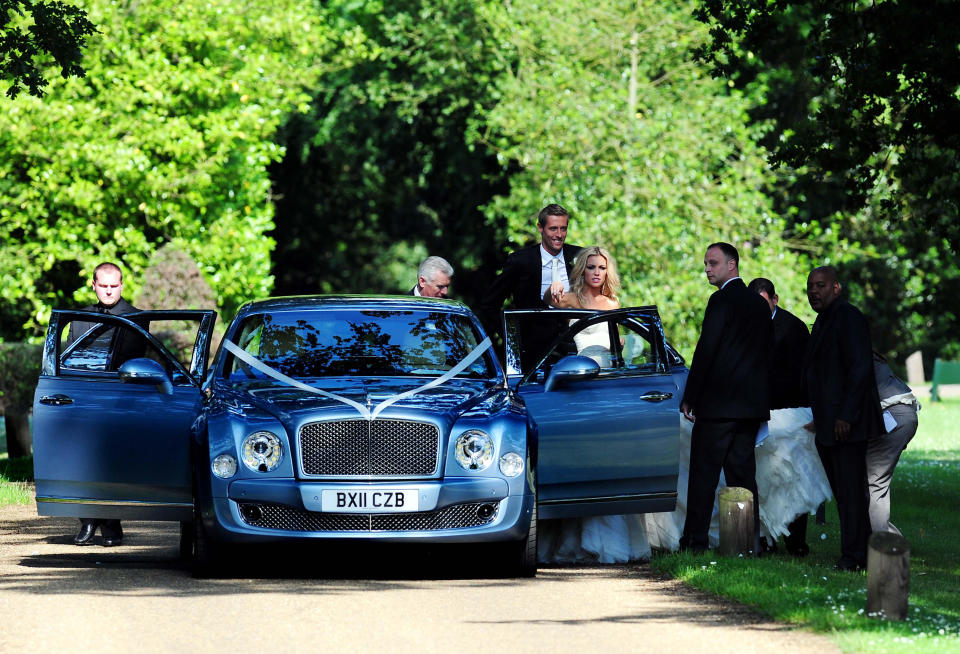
[651,398,960,653]
[0,422,33,505]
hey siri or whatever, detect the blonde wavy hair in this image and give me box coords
[570,246,620,306]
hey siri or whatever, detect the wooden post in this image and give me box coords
[718,486,755,557]
[867,531,910,620]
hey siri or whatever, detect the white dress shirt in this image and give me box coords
[540,245,570,299]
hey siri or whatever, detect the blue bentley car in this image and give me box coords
[33,297,684,576]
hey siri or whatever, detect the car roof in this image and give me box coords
[233,295,474,318]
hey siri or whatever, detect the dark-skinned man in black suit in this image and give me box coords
[680,242,772,554]
[480,204,582,370]
[748,276,812,556]
[803,266,882,571]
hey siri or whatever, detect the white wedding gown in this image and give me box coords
[573,321,612,367]
[642,407,833,550]
[538,321,652,563]
[539,405,832,562]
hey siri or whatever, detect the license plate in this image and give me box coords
[320,489,419,513]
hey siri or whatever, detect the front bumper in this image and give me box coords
[202,477,534,544]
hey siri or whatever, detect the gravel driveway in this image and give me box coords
[0,502,839,654]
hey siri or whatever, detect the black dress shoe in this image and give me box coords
[101,537,122,547]
[73,519,99,546]
[786,542,810,558]
[834,557,865,572]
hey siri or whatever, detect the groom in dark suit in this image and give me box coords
[679,242,772,554]
[480,204,582,370]
[803,265,882,571]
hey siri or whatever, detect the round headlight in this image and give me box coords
[212,454,238,479]
[499,452,524,477]
[241,431,283,472]
[455,430,495,471]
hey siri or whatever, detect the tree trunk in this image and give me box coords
[3,410,32,459]
[867,531,910,620]
[718,486,755,557]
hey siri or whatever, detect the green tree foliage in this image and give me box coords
[0,342,40,457]
[476,0,809,354]
[1,0,97,98]
[0,0,339,340]
[695,0,960,365]
[269,0,511,306]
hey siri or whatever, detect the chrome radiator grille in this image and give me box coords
[299,419,440,476]
[238,502,499,532]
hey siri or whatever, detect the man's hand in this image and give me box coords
[834,418,851,441]
[681,401,695,423]
[548,281,565,305]
[802,421,815,433]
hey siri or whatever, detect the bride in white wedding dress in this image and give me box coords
[536,246,652,563]
[533,247,831,564]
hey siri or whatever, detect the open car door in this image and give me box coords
[33,310,217,521]
[505,307,681,519]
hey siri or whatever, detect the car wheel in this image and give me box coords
[178,520,194,563]
[191,504,221,578]
[516,496,538,578]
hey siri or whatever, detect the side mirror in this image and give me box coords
[118,357,173,395]
[544,355,600,392]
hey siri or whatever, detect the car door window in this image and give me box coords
[59,314,209,386]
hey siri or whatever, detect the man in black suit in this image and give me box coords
[410,256,453,298]
[66,261,140,547]
[679,243,772,554]
[803,266,882,571]
[748,277,811,556]
[480,204,582,370]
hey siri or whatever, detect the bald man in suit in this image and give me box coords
[680,243,773,554]
[803,266,883,571]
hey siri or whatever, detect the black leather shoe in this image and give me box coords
[73,519,99,546]
[100,519,123,547]
[786,542,810,558]
[834,557,865,572]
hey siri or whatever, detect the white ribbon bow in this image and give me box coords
[222,336,492,421]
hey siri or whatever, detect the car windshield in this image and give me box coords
[224,309,496,380]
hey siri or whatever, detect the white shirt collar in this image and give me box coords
[540,244,565,266]
[720,276,741,289]
[413,285,422,297]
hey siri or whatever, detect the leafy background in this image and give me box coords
[1,0,957,371]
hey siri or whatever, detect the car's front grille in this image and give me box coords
[237,502,499,532]
[299,419,440,476]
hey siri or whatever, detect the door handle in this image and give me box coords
[39,394,74,406]
[640,391,673,402]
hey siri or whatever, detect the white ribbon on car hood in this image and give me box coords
[222,337,492,421]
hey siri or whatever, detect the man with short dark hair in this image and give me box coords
[803,265,882,571]
[411,256,453,298]
[680,243,772,554]
[67,261,139,547]
[748,276,812,555]
[480,204,582,369]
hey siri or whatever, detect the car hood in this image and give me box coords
[216,376,506,422]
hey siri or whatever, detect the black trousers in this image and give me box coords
[816,439,870,566]
[681,418,761,552]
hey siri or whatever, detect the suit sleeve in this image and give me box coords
[681,293,729,409]
[837,307,874,424]
[479,252,523,338]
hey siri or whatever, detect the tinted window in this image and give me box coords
[60,316,194,384]
[224,309,495,379]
